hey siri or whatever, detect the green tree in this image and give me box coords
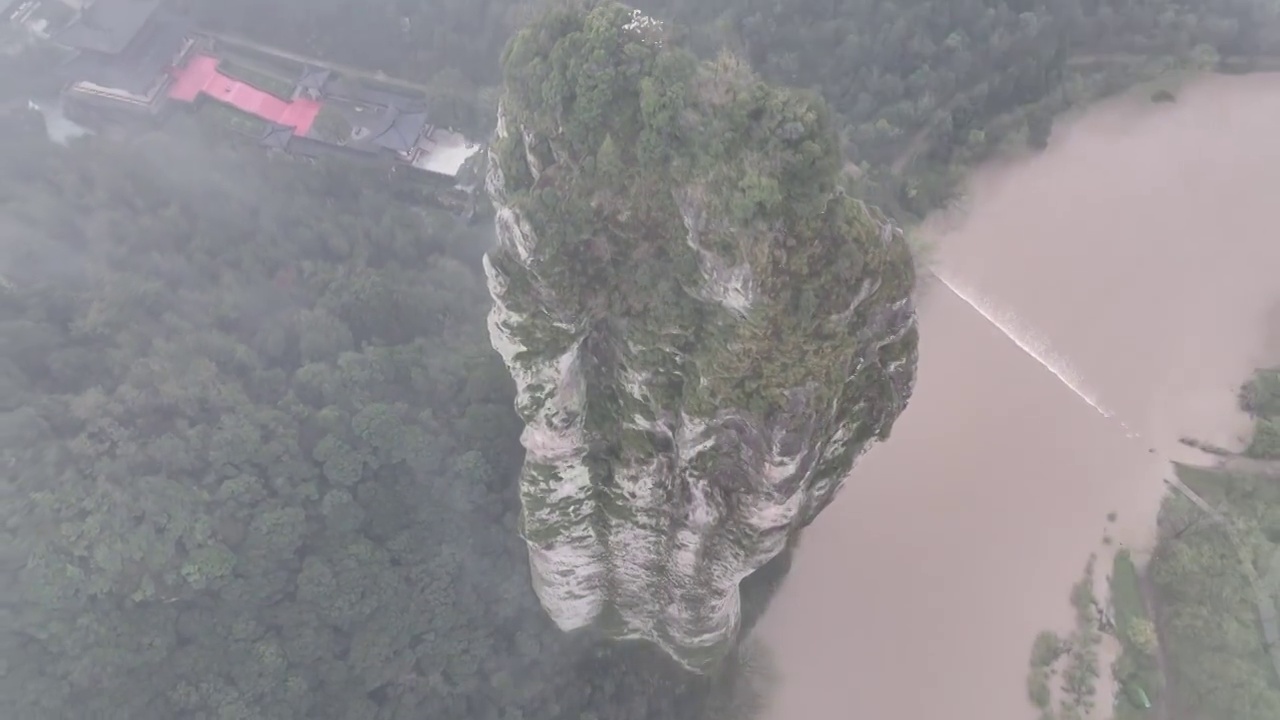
[0,97,784,718]
[597,133,625,184]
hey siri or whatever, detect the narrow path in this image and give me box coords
[889,93,964,175]
[1068,52,1280,68]
[1136,569,1172,720]
[200,32,437,96]
[1222,455,1280,477]
[1066,53,1149,67]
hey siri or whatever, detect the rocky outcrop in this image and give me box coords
[483,1,918,670]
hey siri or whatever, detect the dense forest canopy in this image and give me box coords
[0,112,777,718]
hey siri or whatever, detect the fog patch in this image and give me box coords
[27,98,92,146]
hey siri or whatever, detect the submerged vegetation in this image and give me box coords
[1027,558,1104,720]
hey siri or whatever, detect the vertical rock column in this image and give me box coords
[484,1,919,670]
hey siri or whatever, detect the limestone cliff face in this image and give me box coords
[483,1,918,670]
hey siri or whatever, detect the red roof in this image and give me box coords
[168,55,320,136]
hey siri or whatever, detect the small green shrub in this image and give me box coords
[1030,630,1066,668]
[1248,418,1280,459]
[1027,668,1052,709]
[1240,368,1280,416]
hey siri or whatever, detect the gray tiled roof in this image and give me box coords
[259,123,294,150]
[57,12,186,95]
[54,0,164,54]
[296,66,332,92]
[354,106,428,153]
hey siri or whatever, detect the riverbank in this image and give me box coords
[878,54,1223,221]
[1031,360,1280,720]
[1142,375,1280,718]
[760,70,1280,720]
[1107,549,1163,720]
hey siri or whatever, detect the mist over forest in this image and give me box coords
[1,0,1278,718]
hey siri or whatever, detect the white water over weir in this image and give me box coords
[929,269,1142,440]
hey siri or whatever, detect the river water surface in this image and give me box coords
[760,72,1280,720]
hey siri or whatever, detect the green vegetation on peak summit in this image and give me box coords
[495,0,915,405]
[485,0,917,669]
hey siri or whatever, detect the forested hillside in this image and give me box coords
[0,111,775,719]
[179,0,1280,215]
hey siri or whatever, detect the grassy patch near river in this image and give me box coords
[1108,549,1161,720]
[1025,548,1166,720]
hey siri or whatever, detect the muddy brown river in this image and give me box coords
[760,72,1280,719]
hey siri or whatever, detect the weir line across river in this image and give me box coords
[928,265,1280,685]
[928,268,1140,437]
[766,79,1280,720]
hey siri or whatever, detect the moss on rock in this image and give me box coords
[484,0,919,670]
